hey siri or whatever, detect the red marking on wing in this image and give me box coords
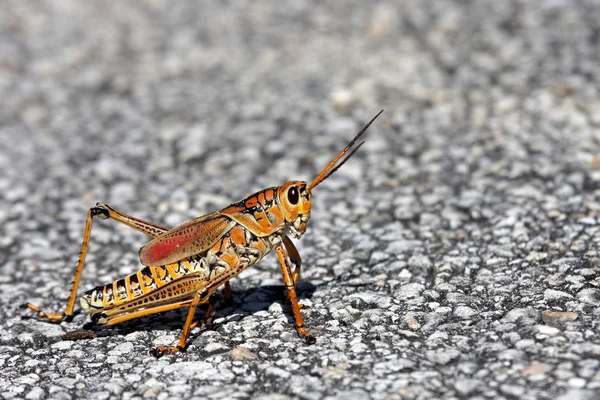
[141,235,190,266]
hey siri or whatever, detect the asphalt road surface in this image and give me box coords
[1,1,599,399]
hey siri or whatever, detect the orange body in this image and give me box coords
[80,184,311,325]
[25,110,383,356]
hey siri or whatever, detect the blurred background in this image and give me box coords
[1,1,599,399]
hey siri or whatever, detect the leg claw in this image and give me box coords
[150,345,184,358]
[22,303,67,323]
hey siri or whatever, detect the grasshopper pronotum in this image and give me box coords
[25,110,383,356]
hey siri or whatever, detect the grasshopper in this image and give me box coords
[25,110,383,356]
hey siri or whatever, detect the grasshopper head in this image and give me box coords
[277,181,312,239]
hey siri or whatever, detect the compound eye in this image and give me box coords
[288,187,299,205]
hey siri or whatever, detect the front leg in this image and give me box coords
[275,244,315,345]
[282,235,302,284]
[281,235,308,313]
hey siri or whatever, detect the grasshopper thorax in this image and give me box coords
[277,181,311,239]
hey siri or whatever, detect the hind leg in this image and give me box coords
[24,204,170,322]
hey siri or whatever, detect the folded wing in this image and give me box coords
[139,212,236,266]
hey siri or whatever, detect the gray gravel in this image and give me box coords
[1,1,600,399]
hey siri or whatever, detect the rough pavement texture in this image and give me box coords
[1,1,600,399]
